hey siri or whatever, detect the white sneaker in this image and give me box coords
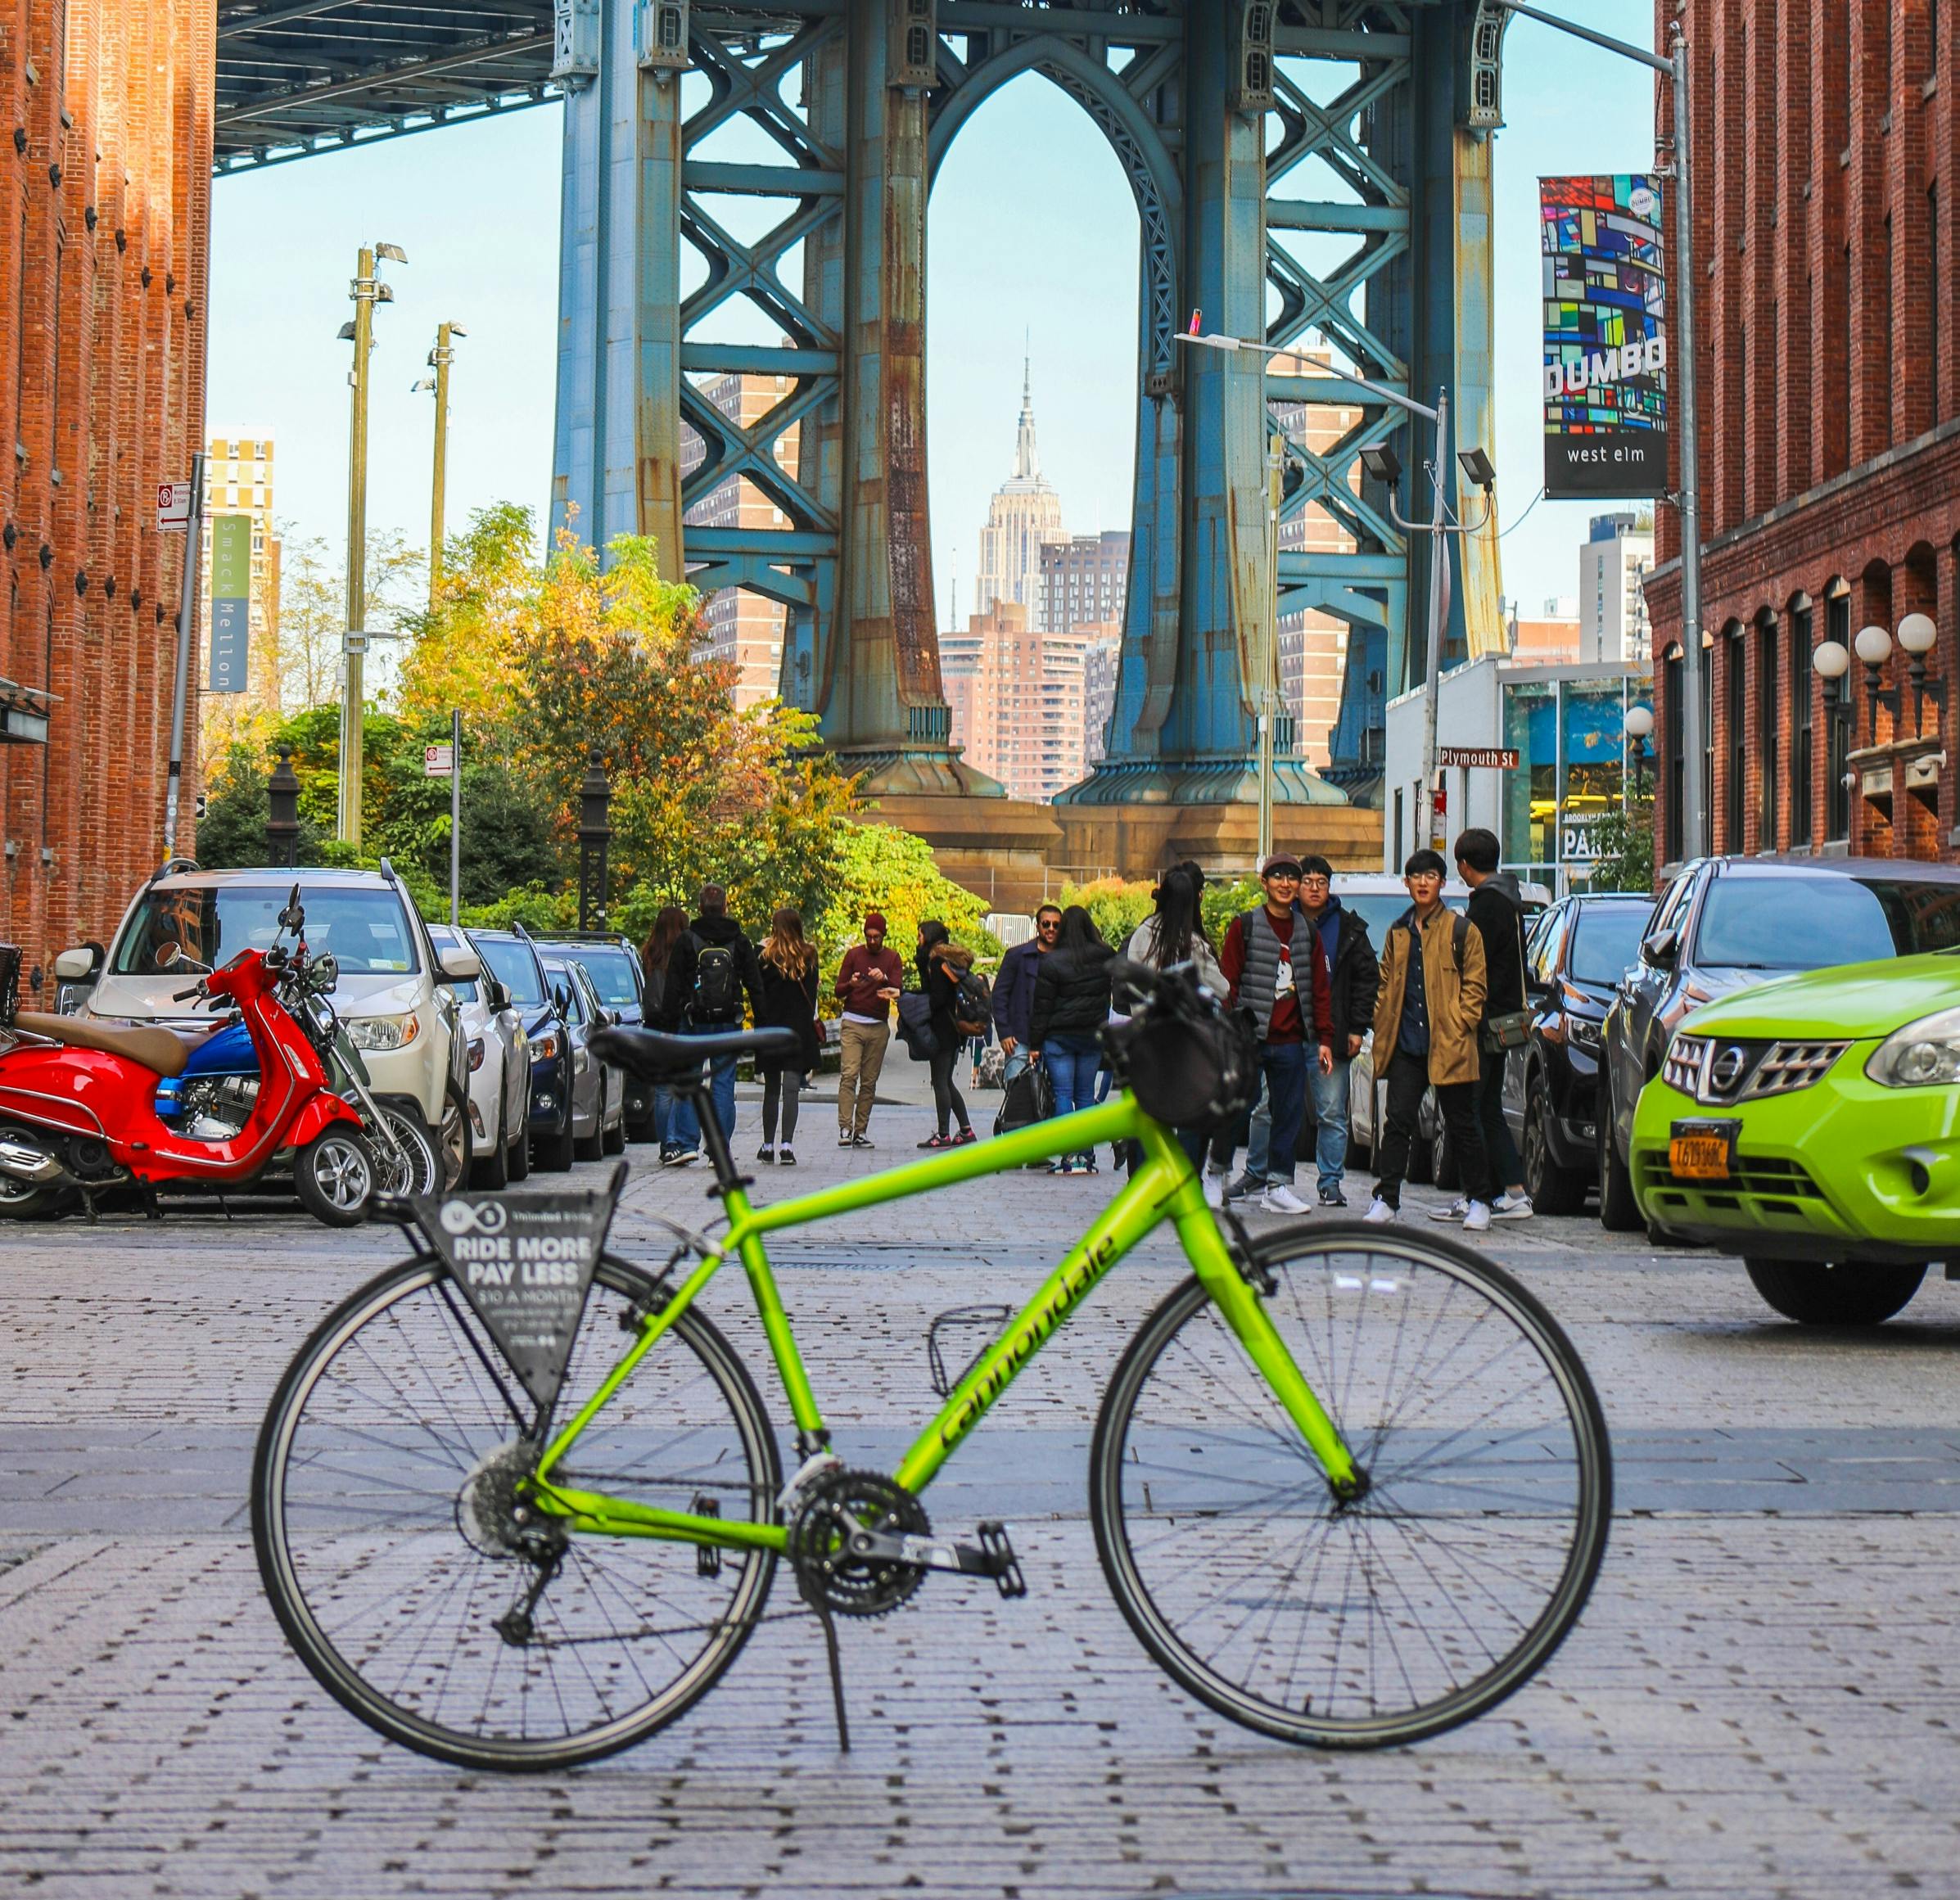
[1429,1198,1470,1222]
[1492,1192,1535,1221]
[1202,1169,1226,1210]
[1260,1183,1310,1216]
[1461,1199,1492,1233]
[1363,1197,1398,1225]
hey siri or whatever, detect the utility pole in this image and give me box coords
[161,452,205,860]
[1419,390,1452,851]
[1495,2,1707,855]
[415,322,466,604]
[336,241,406,847]
[1259,430,1282,865]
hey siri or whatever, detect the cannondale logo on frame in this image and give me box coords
[440,1199,509,1237]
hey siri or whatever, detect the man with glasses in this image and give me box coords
[992,904,1061,1088]
[1294,855,1379,1207]
[1217,854,1336,1216]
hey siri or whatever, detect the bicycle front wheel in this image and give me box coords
[252,1256,779,1771]
[1091,1221,1610,1749]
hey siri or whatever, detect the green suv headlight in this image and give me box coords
[1865,1004,1960,1087]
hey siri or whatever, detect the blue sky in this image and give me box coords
[207,2,1653,630]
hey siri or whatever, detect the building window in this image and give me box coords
[1827,585,1851,842]
[1933,184,1944,426]
[1789,603,1813,847]
[1665,649,1684,864]
[1758,613,1779,849]
[1725,627,1747,850]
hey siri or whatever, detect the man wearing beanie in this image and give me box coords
[833,911,904,1147]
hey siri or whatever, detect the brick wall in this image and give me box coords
[1649,0,1960,870]
[0,0,213,986]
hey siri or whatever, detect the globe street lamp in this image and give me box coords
[1624,702,1655,801]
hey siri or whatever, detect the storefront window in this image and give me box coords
[1561,679,1628,864]
[1502,681,1558,869]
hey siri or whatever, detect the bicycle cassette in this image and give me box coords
[786,1467,931,1619]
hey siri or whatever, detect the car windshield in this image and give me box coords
[476,938,546,1009]
[1334,892,1468,946]
[1694,874,1960,968]
[1568,905,1651,985]
[563,944,640,1007]
[111,885,418,977]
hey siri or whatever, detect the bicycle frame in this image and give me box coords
[526,1094,1359,1553]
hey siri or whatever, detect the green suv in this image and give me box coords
[1632,951,1960,1324]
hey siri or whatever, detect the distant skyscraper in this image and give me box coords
[200,435,282,713]
[1041,530,1128,638]
[682,372,801,711]
[943,599,1106,804]
[974,360,1066,624]
[1579,512,1655,664]
[1077,620,1123,767]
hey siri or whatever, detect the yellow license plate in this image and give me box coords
[1669,1133,1732,1180]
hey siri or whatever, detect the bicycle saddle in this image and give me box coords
[592,1022,800,1081]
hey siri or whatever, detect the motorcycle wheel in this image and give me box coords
[295,1129,379,1227]
[0,1173,65,1221]
[370,1107,440,1198]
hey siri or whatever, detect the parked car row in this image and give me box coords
[20,858,666,1218]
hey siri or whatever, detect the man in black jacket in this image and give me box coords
[1446,829,1533,1221]
[991,904,1060,1086]
[1295,856,1380,1207]
[660,884,766,1157]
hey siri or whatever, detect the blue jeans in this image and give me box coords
[1304,1055,1350,1197]
[1252,1041,1309,1186]
[1041,1035,1102,1160]
[666,1024,738,1151]
[653,1083,676,1145]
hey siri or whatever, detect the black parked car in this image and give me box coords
[1596,856,1960,1230]
[1497,893,1654,1214]
[470,927,577,1172]
[535,932,657,1141]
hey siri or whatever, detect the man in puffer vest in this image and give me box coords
[1217,853,1335,1215]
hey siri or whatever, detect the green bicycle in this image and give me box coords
[251,964,1611,1771]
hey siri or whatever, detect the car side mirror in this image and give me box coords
[1639,929,1678,968]
[437,945,482,983]
[553,984,571,1012]
[53,945,100,981]
[485,978,509,1013]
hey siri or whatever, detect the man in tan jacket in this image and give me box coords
[1363,850,1496,1230]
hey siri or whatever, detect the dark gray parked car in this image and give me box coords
[540,955,629,1163]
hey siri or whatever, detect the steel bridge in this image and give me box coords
[214,1,1513,811]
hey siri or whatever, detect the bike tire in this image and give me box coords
[252,1255,780,1771]
[1090,1218,1610,1749]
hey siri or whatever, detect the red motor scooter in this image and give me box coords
[0,916,381,1227]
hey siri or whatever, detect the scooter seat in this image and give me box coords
[11,1010,193,1078]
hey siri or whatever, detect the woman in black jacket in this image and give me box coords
[915,920,978,1149]
[755,907,822,1166]
[1029,905,1113,1175]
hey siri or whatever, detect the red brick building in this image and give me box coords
[1646,0,1960,870]
[2,0,214,983]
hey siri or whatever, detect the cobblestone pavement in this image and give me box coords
[4,1075,1960,1899]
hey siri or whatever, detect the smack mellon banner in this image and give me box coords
[1541,175,1668,499]
[207,513,252,694]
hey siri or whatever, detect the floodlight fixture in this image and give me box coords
[1456,445,1497,490]
[1358,444,1402,489]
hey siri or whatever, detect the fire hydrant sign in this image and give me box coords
[418,1165,625,1410]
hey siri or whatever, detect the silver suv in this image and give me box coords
[56,864,477,1188]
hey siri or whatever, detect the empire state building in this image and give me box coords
[973,361,1066,625]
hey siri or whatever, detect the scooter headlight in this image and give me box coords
[346,1011,419,1052]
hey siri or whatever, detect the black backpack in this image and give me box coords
[691,941,739,1021]
[951,968,992,1039]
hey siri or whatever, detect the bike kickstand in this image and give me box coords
[797,1573,851,1753]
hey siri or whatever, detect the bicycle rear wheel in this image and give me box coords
[252,1256,779,1771]
[1091,1221,1610,1748]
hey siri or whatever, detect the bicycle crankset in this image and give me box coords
[787,1468,932,1618]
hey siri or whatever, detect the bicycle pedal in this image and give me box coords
[973,1520,1026,1599]
[692,1494,721,1577]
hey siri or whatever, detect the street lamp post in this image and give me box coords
[577,748,613,932]
[336,240,407,849]
[412,322,467,605]
[1495,2,1707,860]
[266,743,301,869]
[1624,702,1655,801]
[1177,322,1493,858]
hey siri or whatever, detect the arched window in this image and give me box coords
[1788,593,1813,849]
[1664,643,1684,865]
[1757,609,1779,849]
[1724,621,1747,851]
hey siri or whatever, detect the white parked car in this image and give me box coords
[58,864,476,1189]
[428,923,532,1189]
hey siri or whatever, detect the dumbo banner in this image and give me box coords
[1540,175,1669,499]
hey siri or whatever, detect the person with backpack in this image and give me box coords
[1123,867,1226,1180]
[1216,854,1336,1216]
[1363,849,1493,1230]
[1028,905,1114,1175]
[639,905,692,1164]
[1294,855,1380,1209]
[915,920,982,1149]
[659,883,765,1159]
[1439,828,1534,1222]
[754,906,822,1167]
[833,911,904,1149]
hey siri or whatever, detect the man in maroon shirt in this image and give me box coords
[1217,854,1335,1216]
[833,911,904,1148]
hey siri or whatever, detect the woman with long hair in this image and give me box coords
[915,918,978,1148]
[1028,905,1114,1174]
[755,905,822,1165]
[1124,868,1226,1176]
[640,905,692,1162]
